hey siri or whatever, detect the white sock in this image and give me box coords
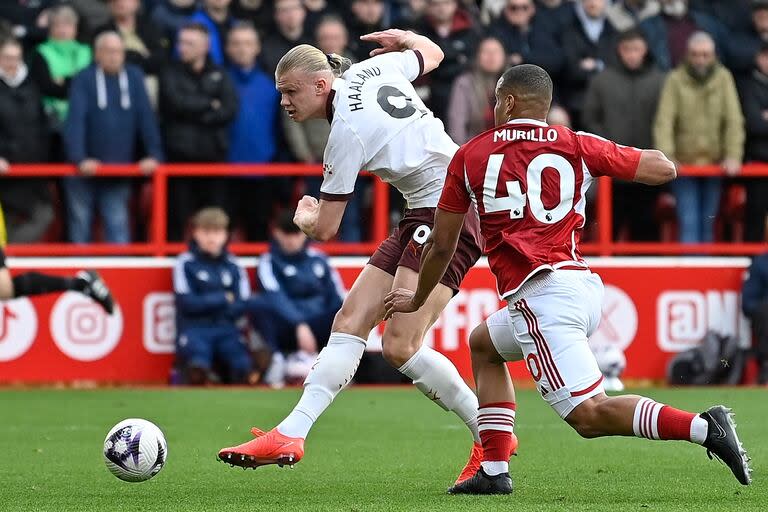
[481,461,509,476]
[398,345,480,443]
[276,333,366,439]
[690,416,709,445]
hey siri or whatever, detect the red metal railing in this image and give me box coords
[1,162,766,257]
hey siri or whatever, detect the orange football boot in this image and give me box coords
[454,433,518,485]
[218,427,305,469]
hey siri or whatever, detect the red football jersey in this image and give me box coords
[438,119,641,298]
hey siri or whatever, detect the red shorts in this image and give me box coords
[368,207,482,293]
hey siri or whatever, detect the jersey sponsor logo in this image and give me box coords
[347,66,381,111]
[493,128,558,143]
[656,290,749,352]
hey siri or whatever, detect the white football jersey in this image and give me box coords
[320,50,459,209]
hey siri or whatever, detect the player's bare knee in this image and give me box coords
[332,303,376,340]
[566,399,605,438]
[381,336,419,368]
[469,324,493,356]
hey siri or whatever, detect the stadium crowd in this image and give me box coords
[0,0,767,245]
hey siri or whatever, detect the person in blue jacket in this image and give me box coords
[252,210,345,384]
[742,251,768,385]
[173,207,253,385]
[189,0,235,65]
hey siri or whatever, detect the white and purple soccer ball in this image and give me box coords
[103,418,167,482]
[592,345,627,392]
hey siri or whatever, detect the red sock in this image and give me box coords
[478,402,516,462]
[657,405,697,440]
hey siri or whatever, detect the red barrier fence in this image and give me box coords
[1,162,766,256]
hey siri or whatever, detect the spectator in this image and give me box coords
[547,103,572,126]
[151,0,198,41]
[346,0,387,63]
[191,0,236,65]
[0,39,54,243]
[226,22,280,240]
[69,0,112,36]
[252,210,344,387]
[639,0,726,71]
[173,207,253,385]
[413,0,479,122]
[261,0,310,76]
[742,251,768,384]
[737,42,768,243]
[489,0,563,76]
[30,5,91,156]
[447,37,506,144]
[606,0,660,32]
[691,0,752,34]
[533,0,575,39]
[160,22,238,241]
[303,0,336,36]
[653,31,745,244]
[562,0,618,126]
[727,1,768,77]
[63,31,163,244]
[0,0,53,49]
[583,29,666,241]
[94,0,169,77]
[232,0,274,32]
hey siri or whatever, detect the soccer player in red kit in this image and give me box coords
[385,64,752,494]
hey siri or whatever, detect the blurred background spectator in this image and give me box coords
[562,0,617,126]
[489,0,562,76]
[606,0,660,32]
[654,31,745,244]
[232,0,274,32]
[728,1,768,78]
[447,36,505,144]
[0,38,53,243]
[252,210,344,387]
[191,0,236,65]
[226,22,280,241]
[0,0,53,50]
[63,31,162,243]
[639,0,725,72]
[346,0,387,62]
[742,251,768,384]
[31,5,91,160]
[152,0,198,41]
[261,0,310,75]
[583,28,665,241]
[160,22,237,241]
[173,207,253,385]
[738,41,768,243]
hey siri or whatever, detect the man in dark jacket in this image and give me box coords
[0,38,54,243]
[160,22,238,240]
[639,0,726,71]
[260,0,311,76]
[489,0,563,77]
[173,207,253,385]
[94,0,169,77]
[742,252,768,384]
[151,0,198,41]
[412,0,479,122]
[583,29,666,241]
[251,210,344,386]
[64,31,163,243]
[226,22,280,241]
[345,0,387,63]
[727,1,768,77]
[738,42,768,243]
[561,0,618,126]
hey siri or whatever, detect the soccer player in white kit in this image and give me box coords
[385,64,752,493]
[218,30,499,483]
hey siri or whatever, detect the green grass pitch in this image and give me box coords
[0,387,764,511]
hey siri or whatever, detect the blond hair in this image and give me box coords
[275,44,351,80]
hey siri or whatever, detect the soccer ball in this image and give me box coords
[103,418,167,482]
[592,345,627,392]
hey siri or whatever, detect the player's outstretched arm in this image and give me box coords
[384,208,464,319]
[633,149,677,186]
[360,29,444,75]
[293,195,348,242]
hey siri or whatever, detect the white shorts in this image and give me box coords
[486,269,606,419]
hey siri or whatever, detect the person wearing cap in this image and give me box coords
[737,40,768,243]
[251,209,344,387]
[173,207,253,385]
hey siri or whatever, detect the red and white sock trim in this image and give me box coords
[478,406,516,433]
[632,398,664,440]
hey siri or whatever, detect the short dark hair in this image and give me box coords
[180,22,209,36]
[753,0,768,12]
[497,64,552,101]
[275,209,301,234]
[617,28,647,45]
[228,21,260,40]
